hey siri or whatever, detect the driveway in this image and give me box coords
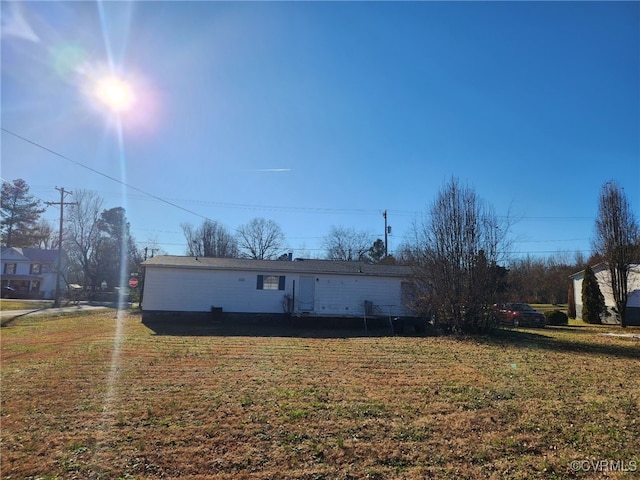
[0,301,125,325]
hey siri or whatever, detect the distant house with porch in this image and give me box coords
[570,263,640,326]
[1,247,64,299]
[142,256,416,321]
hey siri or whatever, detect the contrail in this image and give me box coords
[2,3,40,43]
[250,168,292,172]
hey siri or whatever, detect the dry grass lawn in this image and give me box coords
[1,311,639,479]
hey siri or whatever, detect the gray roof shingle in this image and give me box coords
[1,247,61,263]
[143,256,412,277]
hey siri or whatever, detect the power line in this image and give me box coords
[1,127,212,222]
[3,127,597,259]
[45,187,77,307]
[2,129,596,222]
[1,177,60,212]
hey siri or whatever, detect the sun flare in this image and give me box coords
[93,76,135,112]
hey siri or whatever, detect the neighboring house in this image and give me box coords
[142,256,416,319]
[570,263,640,326]
[1,247,64,300]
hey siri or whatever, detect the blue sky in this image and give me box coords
[2,1,638,261]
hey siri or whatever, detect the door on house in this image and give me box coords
[298,276,315,313]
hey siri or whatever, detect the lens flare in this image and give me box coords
[51,44,87,78]
[93,75,135,112]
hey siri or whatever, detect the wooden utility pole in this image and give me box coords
[143,246,159,260]
[138,247,159,309]
[46,187,77,307]
[383,210,389,257]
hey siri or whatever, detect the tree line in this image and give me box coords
[2,177,638,329]
[1,183,143,293]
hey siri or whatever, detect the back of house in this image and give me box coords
[142,256,416,321]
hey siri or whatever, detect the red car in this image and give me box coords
[495,303,546,328]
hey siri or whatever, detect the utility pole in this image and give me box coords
[383,210,388,258]
[143,246,159,261]
[46,187,77,307]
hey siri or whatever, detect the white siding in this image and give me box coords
[143,267,292,313]
[1,249,58,299]
[572,265,640,320]
[305,274,408,317]
[142,266,411,316]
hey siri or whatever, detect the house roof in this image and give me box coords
[569,262,640,279]
[1,247,61,263]
[143,255,412,278]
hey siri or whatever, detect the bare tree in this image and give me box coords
[182,220,239,258]
[140,237,167,259]
[236,218,286,260]
[592,181,640,327]
[65,192,140,292]
[63,190,105,290]
[507,254,576,304]
[322,226,373,261]
[408,177,510,333]
[32,219,56,249]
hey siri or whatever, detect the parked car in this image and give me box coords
[495,303,546,328]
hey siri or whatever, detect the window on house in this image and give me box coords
[4,263,16,274]
[30,264,42,274]
[257,275,285,290]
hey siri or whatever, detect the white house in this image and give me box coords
[142,256,416,320]
[570,263,640,326]
[1,247,64,300]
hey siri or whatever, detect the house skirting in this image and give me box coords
[141,310,428,335]
[575,305,640,326]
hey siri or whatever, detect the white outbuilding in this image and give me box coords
[570,263,640,326]
[141,256,416,321]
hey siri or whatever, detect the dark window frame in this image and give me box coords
[257,274,285,291]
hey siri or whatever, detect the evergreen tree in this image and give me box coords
[96,207,139,289]
[1,179,45,247]
[368,239,386,263]
[581,265,607,324]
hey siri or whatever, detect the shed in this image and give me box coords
[141,256,416,320]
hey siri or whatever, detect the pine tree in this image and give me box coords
[581,265,607,324]
[368,239,386,263]
[1,179,46,247]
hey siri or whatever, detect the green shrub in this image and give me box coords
[545,309,568,325]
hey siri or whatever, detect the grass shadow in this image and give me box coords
[466,327,640,360]
[0,307,56,327]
